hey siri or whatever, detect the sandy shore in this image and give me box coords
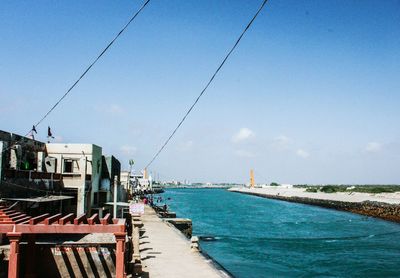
[229,186,400,205]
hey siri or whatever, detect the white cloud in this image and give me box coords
[232,128,255,143]
[296,149,310,158]
[108,104,124,114]
[95,103,125,114]
[234,149,255,158]
[177,140,194,151]
[120,145,137,156]
[365,142,382,153]
[273,135,291,150]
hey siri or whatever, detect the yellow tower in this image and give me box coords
[250,169,255,188]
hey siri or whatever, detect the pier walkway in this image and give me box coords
[137,206,228,278]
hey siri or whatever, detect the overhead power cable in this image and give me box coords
[145,0,268,168]
[1,0,150,155]
[31,0,151,131]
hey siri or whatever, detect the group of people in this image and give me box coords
[142,195,171,212]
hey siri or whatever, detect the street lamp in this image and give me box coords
[128,159,134,193]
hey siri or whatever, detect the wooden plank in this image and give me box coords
[101,213,111,225]
[3,208,15,212]
[6,211,21,218]
[0,221,15,224]
[74,214,88,225]
[44,213,62,225]
[15,216,31,224]
[29,213,50,225]
[10,214,27,222]
[14,224,125,234]
[0,224,14,233]
[87,213,99,225]
[1,222,125,233]
[59,213,74,225]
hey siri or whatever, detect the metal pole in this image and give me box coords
[113,175,118,218]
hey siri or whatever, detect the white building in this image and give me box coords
[280,184,293,189]
[45,143,103,215]
[120,171,132,193]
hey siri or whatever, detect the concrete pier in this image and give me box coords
[164,218,192,238]
[137,206,229,278]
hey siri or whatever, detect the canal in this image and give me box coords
[161,188,400,277]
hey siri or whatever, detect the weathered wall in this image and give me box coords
[46,143,103,212]
[166,218,193,238]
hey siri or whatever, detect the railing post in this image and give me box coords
[114,232,126,278]
[7,232,22,278]
[129,214,143,275]
[133,221,141,261]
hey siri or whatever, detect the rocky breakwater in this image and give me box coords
[230,187,400,223]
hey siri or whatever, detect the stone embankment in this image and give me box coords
[230,188,400,223]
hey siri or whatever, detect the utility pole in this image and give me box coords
[129,159,134,193]
[77,157,87,215]
[113,175,118,218]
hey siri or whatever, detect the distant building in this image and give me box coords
[120,171,132,193]
[280,184,293,189]
[128,171,156,193]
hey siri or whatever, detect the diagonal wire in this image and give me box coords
[145,0,268,169]
[1,0,151,155]
[32,0,151,130]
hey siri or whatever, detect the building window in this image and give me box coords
[63,159,78,173]
[93,192,98,206]
[64,160,73,173]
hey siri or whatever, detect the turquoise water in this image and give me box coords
[161,188,400,277]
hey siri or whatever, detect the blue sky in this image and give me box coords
[1,0,399,184]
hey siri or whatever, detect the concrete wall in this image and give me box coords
[120,172,130,191]
[46,144,101,175]
[0,141,4,182]
[0,130,46,171]
[119,171,131,202]
[101,156,123,203]
[165,218,192,238]
[90,145,103,207]
[46,143,103,213]
[102,156,121,183]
